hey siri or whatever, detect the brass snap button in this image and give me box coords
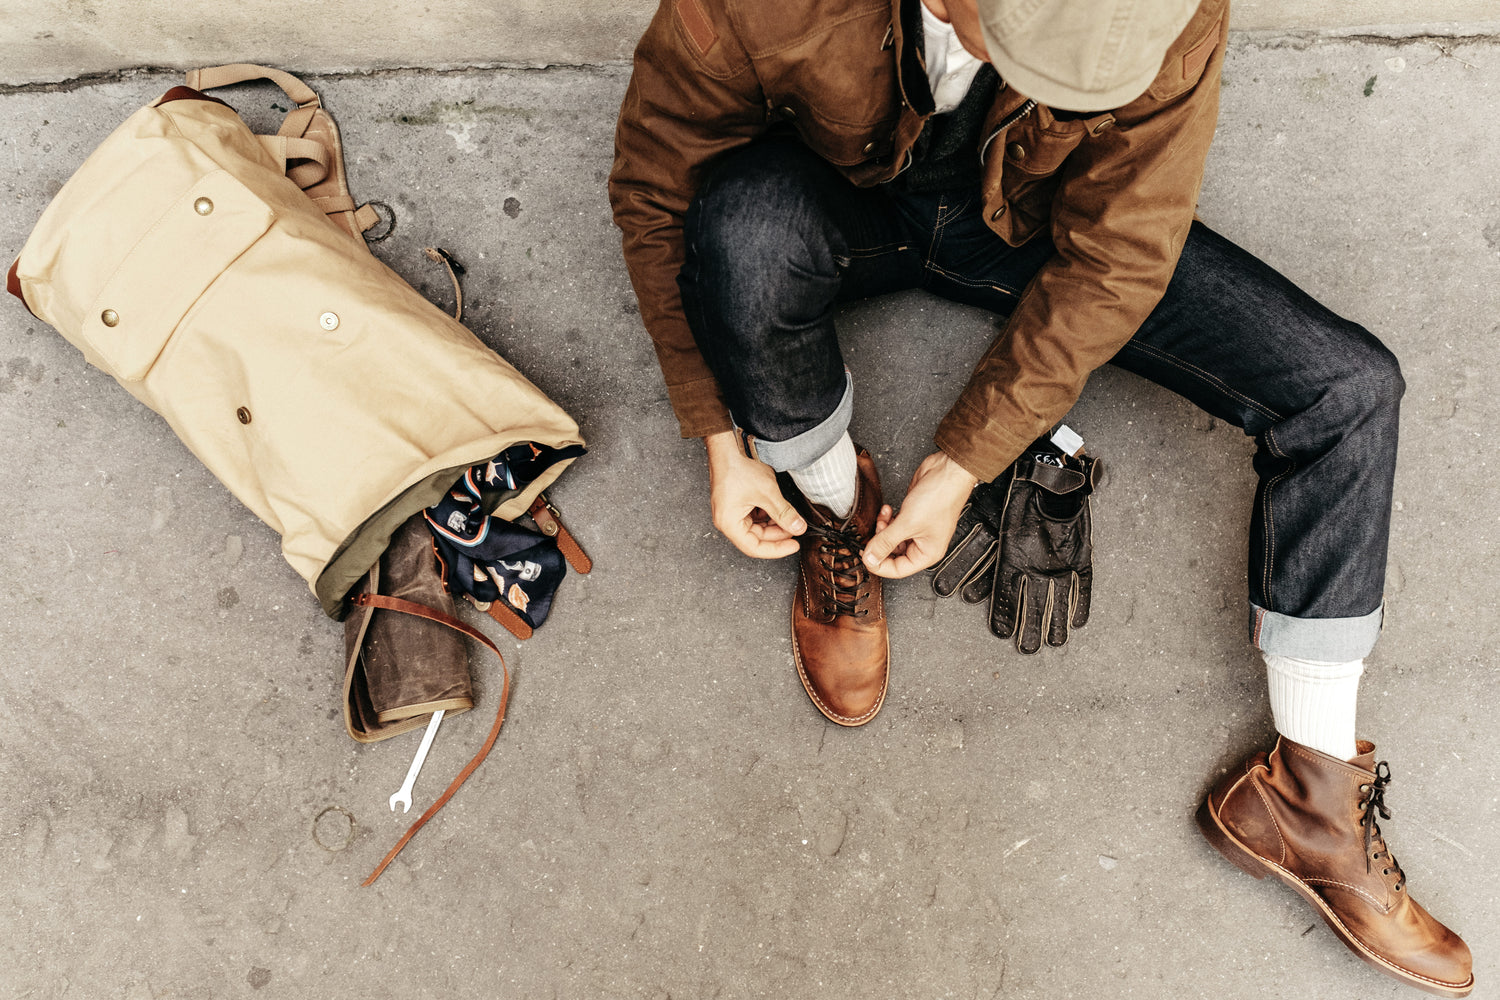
[319,312,340,331]
[1090,116,1116,136]
[990,204,1007,221]
[236,407,252,425]
[881,24,894,50]
[1007,142,1027,161]
[776,105,797,121]
[862,141,880,156]
[100,309,120,327]
[193,197,214,216]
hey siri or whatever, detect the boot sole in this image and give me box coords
[1196,796,1474,998]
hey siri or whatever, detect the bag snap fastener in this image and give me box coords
[100,309,120,327]
[320,311,340,331]
[236,407,252,425]
[194,197,214,216]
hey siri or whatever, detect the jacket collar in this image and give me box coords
[892,0,937,116]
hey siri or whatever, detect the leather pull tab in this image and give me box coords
[484,600,534,641]
[528,493,592,574]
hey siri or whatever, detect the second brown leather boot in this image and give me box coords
[785,447,888,727]
[1198,737,1473,997]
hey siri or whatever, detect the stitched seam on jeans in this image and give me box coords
[925,196,952,265]
[1121,341,1284,421]
[925,261,1022,297]
[844,240,910,260]
[1260,427,1293,609]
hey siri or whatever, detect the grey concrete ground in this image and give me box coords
[1,34,1497,1000]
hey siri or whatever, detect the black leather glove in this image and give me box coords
[932,437,1102,653]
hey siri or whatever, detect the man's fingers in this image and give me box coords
[763,499,806,536]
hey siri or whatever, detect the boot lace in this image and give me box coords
[1359,761,1405,891]
[805,521,872,617]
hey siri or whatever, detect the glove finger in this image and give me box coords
[1016,575,1052,655]
[988,569,1023,640]
[1046,573,1073,648]
[932,523,997,599]
[1071,565,1092,628]
[958,548,996,604]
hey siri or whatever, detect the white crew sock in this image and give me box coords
[788,431,858,519]
[1263,652,1364,761]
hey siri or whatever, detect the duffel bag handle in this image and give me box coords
[185,63,382,245]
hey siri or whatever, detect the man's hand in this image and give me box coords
[704,430,806,559]
[863,450,979,579]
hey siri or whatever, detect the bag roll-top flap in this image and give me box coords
[82,169,273,381]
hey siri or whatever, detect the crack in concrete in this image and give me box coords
[0,60,627,95]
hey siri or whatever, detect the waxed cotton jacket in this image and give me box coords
[609,0,1228,482]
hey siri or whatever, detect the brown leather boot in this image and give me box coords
[785,447,888,727]
[1198,737,1473,997]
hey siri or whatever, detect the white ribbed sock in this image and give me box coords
[1263,652,1364,761]
[788,432,857,519]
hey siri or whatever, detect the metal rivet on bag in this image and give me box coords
[193,197,214,216]
[320,312,340,331]
[236,407,252,425]
[100,309,120,327]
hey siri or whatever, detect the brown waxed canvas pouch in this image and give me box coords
[343,512,473,743]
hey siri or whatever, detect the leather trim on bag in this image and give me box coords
[155,86,234,109]
[7,258,34,316]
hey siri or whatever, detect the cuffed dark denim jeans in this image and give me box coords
[678,140,1401,661]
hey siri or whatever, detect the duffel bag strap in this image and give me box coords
[352,592,511,887]
[185,63,382,247]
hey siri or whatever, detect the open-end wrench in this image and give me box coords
[389,709,444,813]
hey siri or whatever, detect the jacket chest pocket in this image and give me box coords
[987,122,1083,243]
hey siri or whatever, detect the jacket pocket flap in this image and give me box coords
[81,169,274,381]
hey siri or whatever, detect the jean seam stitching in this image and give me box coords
[1121,341,1284,422]
[1260,426,1294,609]
[845,240,909,259]
[925,261,1022,296]
[925,196,950,266]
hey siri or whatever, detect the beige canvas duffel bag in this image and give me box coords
[8,65,585,617]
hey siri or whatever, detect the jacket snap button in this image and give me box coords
[991,205,1007,221]
[236,407,252,425]
[1090,116,1116,136]
[881,24,894,50]
[193,197,214,216]
[776,105,797,121]
[100,309,120,327]
[1007,142,1027,161]
[320,311,340,331]
[862,141,879,156]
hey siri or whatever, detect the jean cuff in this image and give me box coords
[1249,602,1384,661]
[748,371,854,472]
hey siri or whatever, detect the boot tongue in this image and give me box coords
[1350,740,1377,771]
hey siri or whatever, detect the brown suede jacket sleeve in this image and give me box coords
[935,2,1229,482]
[608,0,766,438]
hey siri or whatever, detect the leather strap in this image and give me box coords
[155,86,233,109]
[482,600,533,640]
[352,592,510,887]
[528,494,592,574]
[7,257,33,316]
